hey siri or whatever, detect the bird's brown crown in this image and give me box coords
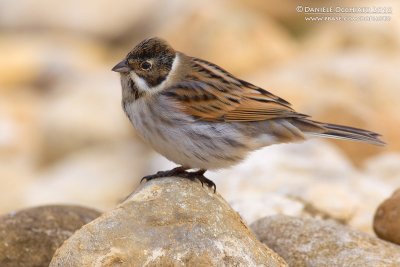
[127,37,175,61]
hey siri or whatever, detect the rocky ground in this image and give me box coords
[2,178,400,266]
[1,0,400,265]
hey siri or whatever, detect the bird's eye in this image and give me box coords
[140,61,152,70]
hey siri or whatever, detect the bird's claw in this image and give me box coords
[140,168,216,193]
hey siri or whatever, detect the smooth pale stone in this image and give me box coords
[50,177,287,267]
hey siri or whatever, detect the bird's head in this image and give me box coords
[112,37,177,95]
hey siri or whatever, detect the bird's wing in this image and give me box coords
[162,57,307,122]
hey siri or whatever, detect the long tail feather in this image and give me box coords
[292,119,385,146]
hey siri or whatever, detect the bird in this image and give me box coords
[112,37,384,191]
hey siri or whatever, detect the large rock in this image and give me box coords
[0,205,101,267]
[50,177,287,267]
[251,215,400,267]
[374,188,400,245]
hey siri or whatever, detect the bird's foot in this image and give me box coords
[140,166,187,183]
[180,170,216,193]
[122,167,191,203]
[141,168,216,193]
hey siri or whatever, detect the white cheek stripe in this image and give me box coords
[129,53,179,95]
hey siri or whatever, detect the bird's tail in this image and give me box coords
[291,118,385,146]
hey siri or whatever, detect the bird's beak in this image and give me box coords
[112,60,130,73]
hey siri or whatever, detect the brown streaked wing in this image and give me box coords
[162,57,304,122]
[162,80,241,121]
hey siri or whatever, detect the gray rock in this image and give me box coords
[0,205,101,267]
[251,215,400,267]
[50,177,287,267]
[374,188,400,245]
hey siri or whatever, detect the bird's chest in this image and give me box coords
[122,99,188,154]
[124,100,166,142]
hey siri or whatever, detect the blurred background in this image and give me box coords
[0,0,399,232]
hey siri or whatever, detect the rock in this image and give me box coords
[0,205,101,267]
[374,189,400,245]
[251,215,400,267]
[50,177,287,267]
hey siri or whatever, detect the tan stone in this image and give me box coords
[374,189,400,245]
[251,215,400,267]
[50,177,287,267]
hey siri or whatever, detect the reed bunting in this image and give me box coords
[112,37,384,191]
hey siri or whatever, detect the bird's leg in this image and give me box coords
[182,169,216,193]
[141,166,188,183]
